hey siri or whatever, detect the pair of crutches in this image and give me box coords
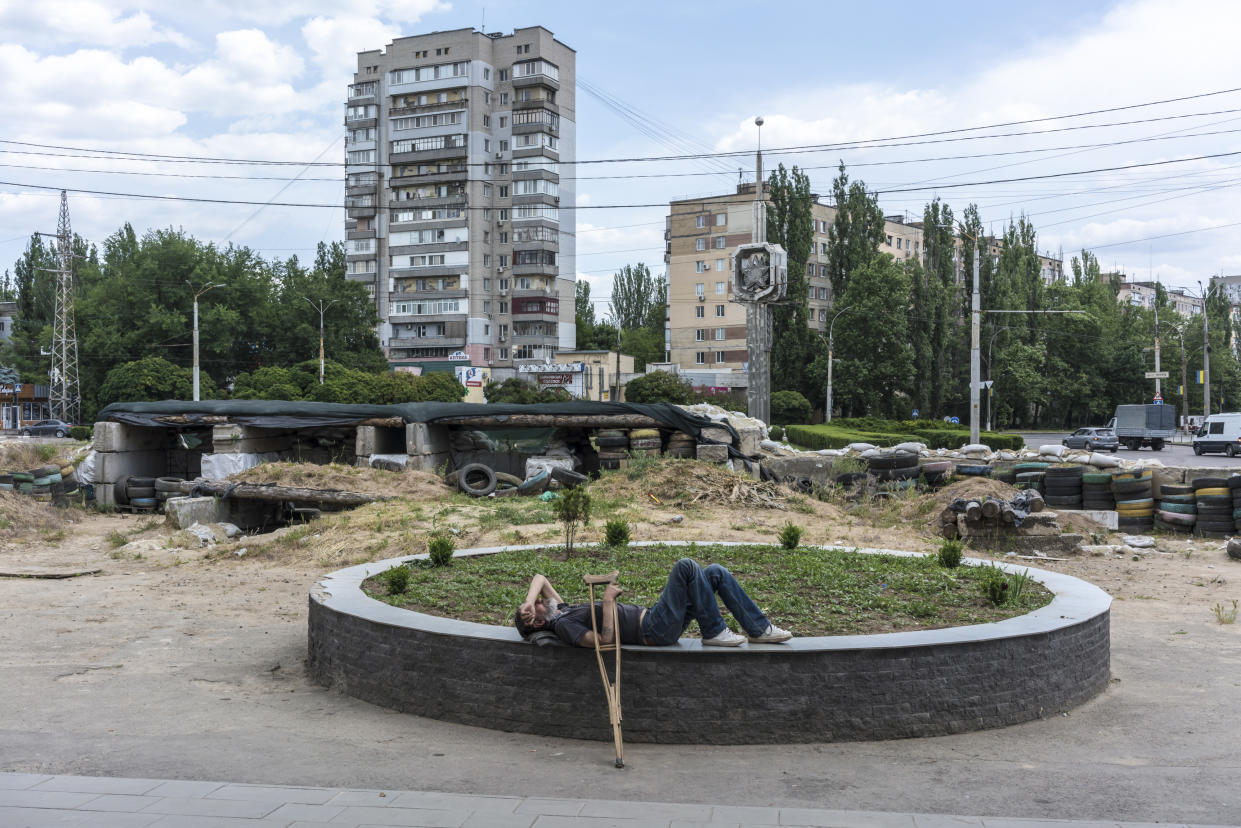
[583,570,624,768]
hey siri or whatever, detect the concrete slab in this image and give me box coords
[163,497,219,530]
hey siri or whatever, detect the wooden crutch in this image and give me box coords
[583,570,624,768]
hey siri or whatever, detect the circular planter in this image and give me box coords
[308,543,1112,745]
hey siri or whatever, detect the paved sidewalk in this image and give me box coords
[0,774,1234,828]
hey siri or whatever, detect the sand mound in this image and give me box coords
[233,462,451,500]
[0,491,80,538]
[589,458,789,510]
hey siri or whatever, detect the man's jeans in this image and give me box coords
[640,558,769,645]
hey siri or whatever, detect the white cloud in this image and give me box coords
[302,16,401,81]
[203,0,449,26]
[0,1,190,49]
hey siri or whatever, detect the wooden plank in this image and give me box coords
[177,480,388,506]
[434,414,663,429]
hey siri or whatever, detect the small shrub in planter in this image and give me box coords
[428,534,455,567]
[936,538,963,568]
[604,518,630,548]
[384,563,411,594]
[777,521,803,550]
[553,488,592,555]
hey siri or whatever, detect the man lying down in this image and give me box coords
[513,557,792,647]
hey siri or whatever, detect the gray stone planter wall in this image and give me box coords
[307,544,1111,744]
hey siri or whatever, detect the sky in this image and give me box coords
[1,0,1240,312]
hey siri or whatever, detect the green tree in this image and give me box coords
[98,356,213,406]
[483,377,571,403]
[831,256,913,418]
[770,390,811,425]
[826,162,886,300]
[608,263,661,331]
[913,199,959,418]
[622,370,695,404]
[766,164,814,399]
[575,279,596,328]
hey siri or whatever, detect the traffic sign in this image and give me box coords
[1145,371,1169,379]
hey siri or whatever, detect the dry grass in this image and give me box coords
[233,461,450,499]
[589,459,792,510]
[0,491,81,538]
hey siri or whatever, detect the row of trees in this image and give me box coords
[1,225,450,420]
[744,162,1241,428]
[575,263,665,369]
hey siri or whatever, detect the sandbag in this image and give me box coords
[960,443,990,454]
[893,441,926,454]
[1088,452,1121,468]
[846,443,876,452]
[1038,444,1067,458]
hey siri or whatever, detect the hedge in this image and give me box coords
[69,425,93,441]
[786,422,1024,452]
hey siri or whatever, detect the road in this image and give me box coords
[1016,432,1241,469]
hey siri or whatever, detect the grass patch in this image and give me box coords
[364,543,1052,635]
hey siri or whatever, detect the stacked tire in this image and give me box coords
[956,463,992,478]
[628,428,662,458]
[114,475,158,510]
[991,464,1017,485]
[1042,465,1083,509]
[11,471,33,495]
[1013,461,1049,492]
[666,431,695,459]
[0,473,12,493]
[1155,483,1196,534]
[31,465,60,504]
[867,450,920,483]
[1081,472,1116,510]
[920,460,954,486]
[155,477,184,510]
[1192,477,1234,538]
[1112,469,1155,533]
[1232,476,1241,536]
[595,429,629,471]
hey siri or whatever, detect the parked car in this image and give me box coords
[1062,427,1119,452]
[20,418,73,438]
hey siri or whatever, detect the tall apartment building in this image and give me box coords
[345,27,575,373]
[664,185,923,371]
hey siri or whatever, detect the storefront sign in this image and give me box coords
[448,351,470,361]
[455,365,490,388]
[517,362,584,374]
[536,373,574,386]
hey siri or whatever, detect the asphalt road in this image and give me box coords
[1016,432,1241,469]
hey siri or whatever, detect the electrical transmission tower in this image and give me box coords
[50,190,80,425]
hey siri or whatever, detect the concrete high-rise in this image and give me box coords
[345,27,575,375]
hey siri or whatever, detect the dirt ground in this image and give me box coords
[2,458,1241,823]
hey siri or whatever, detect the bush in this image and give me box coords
[70,425,93,441]
[785,421,1022,452]
[777,521,803,550]
[428,534,455,567]
[770,390,812,425]
[604,518,630,548]
[383,563,411,594]
[623,370,696,404]
[553,488,592,555]
[977,564,1009,606]
[768,425,785,442]
[483,376,571,404]
[936,538,963,568]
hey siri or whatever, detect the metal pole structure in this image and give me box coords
[825,305,852,423]
[1199,280,1211,416]
[970,241,981,444]
[188,281,220,401]
[986,327,1002,433]
[36,192,81,424]
[745,115,771,425]
[303,297,340,384]
[1153,300,1162,400]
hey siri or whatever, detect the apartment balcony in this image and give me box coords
[346,271,377,283]
[514,97,558,112]
[347,205,377,220]
[347,229,376,241]
[389,170,468,188]
[511,263,556,277]
[512,167,559,183]
[511,285,558,299]
[388,264,468,279]
[388,288,469,301]
[388,335,467,349]
[513,145,558,161]
[388,97,469,116]
[511,308,559,323]
[388,194,467,210]
[512,239,558,253]
[388,240,468,257]
[512,72,559,91]
[512,121,558,137]
[390,146,470,165]
[511,332,558,342]
[343,115,376,127]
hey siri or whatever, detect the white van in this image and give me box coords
[1192,412,1241,456]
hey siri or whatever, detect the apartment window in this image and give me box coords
[500,92,509,104]
[499,185,509,197]
[483,184,492,196]
[695,352,706,365]
[483,67,491,80]
[349,82,376,98]
[715,258,725,271]
[483,114,491,127]
[483,300,491,313]
[914,241,920,254]
[820,264,828,277]
[715,281,725,295]
[499,116,508,128]
[695,261,707,273]
[499,278,510,290]
[483,278,492,290]
[715,327,725,341]
[484,139,491,152]
[715,304,725,317]
[513,59,559,80]
[345,104,376,121]
[713,236,726,249]
[886,235,893,246]
[500,139,509,152]
[695,306,704,318]
[499,70,508,81]
[695,283,705,298]
[499,254,510,268]
[714,213,726,226]
[390,134,466,154]
[821,242,828,254]
[819,287,828,300]
[819,309,827,322]
[695,215,707,228]
[499,232,508,243]
[498,208,509,220]
[696,238,706,251]
[896,238,902,249]
[715,352,725,364]
[500,301,508,313]
[695,329,706,342]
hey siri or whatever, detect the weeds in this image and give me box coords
[428,534,455,567]
[107,530,128,548]
[777,522,803,550]
[623,451,664,480]
[936,539,964,568]
[1212,599,1238,624]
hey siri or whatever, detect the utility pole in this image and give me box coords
[303,297,339,384]
[746,115,772,425]
[188,281,220,401]
[970,237,981,444]
[825,305,852,423]
[40,191,80,424]
[1199,280,1211,416]
[1153,298,1162,400]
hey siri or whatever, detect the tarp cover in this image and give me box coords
[96,399,738,444]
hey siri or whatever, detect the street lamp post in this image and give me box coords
[303,297,340,385]
[187,281,220,402]
[1198,280,1211,416]
[970,238,981,444]
[825,305,852,423]
[986,326,1002,433]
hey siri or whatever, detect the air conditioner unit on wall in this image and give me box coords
[498,266,506,272]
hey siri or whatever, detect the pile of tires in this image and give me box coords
[1111,469,1154,532]
[920,460,954,486]
[1013,461,1049,492]
[595,429,629,471]
[1043,464,1083,509]
[666,431,695,459]
[991,464,1017,485]
[155,477,185,508]
[1081,472,1116,510]
[1232,477,1241,536]
[628,428,661,458]
[1155,483,1195,534]
[866,450,920,482]
[30,465,60,503]
[1191,477,1234,538]
[114,475,158,510]
[955,463,992,478]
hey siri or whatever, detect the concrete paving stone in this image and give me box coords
[34,775,163,795]
[0,789,100,809]
[144,816,291,828]
[207,783,338,804]
[532,816,673,828]
[459,811,538,828]
[66,813,164,828]
[0,804,81,826]
[327,806,469,827]
[328,790,403,807]
[911,816,984,827]
[139,796,280,818]
[669,821,742,828]
[389,792,523,813]
[711,806,782,824]
[0,773,53,790]
[780,809,918,827]
[977,821,1120,828]
[579,800,712,822]
[143,781,227,798]
[266,802,349,823]
[513,799,586,817]
[80,794,164,812]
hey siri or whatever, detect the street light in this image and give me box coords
[303,297,340,385]
[187,280,220,402]
[824,305,852,423]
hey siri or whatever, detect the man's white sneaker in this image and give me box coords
[748,623,793,643]
[701,628,747,647]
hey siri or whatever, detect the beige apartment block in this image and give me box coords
[345,26,575,374]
